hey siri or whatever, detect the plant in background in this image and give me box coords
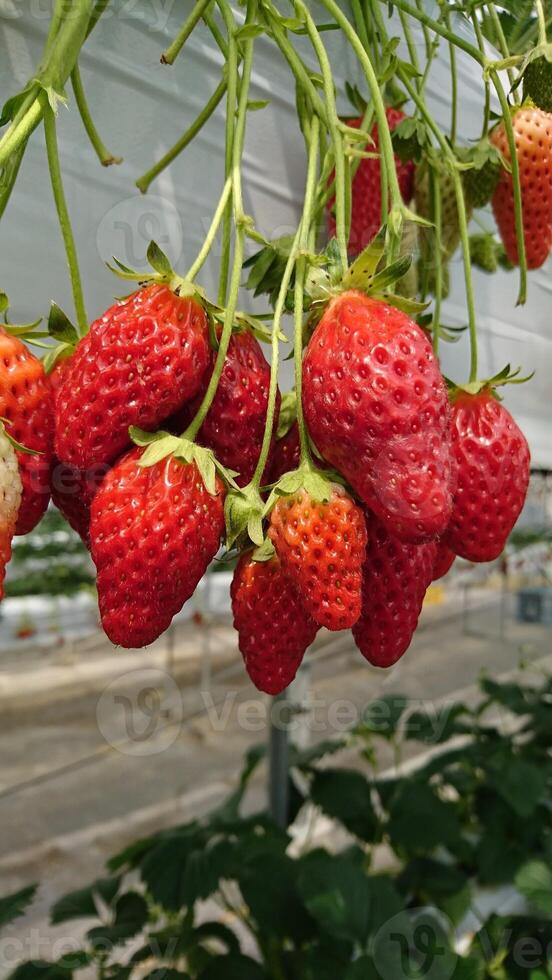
[4,671,552,978]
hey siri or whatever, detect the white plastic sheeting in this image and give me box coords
[1,1,550,465]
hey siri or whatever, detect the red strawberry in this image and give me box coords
[353,513,437,668]
[90,448,224,647]
[490,105,552,269]
[0,426,23,599]
[444,390,530,563]
[171,329,279,486]
[327,108,415,255]
[51,460,106,545]
[302,292,454,543]
[268,483,367,630]
[432,542,456,581]
[55,284,210,471]
[0,328,54,534]
[231,552,318,694]
[267,422,301,484]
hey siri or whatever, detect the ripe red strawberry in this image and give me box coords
[171,329,280,486]
[490,105,552,269]
[327,108,415,255]
[444,390,530,563]
[302,292,454,543]
[55,284,210,471]
[0,328,54,534]
[0,426,23,600]
[353,513,437,668]
[231,552,318,694]
[267,422,301,484]
[90,448,225,647]
[51,461,106,545]
[268,483,367,630]
[432,542,456,581]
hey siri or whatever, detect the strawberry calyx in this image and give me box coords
[224,484,265,551]
[447,364,534,401]
[263,460,335,517]
[43,302,79,373]
[107,240,200,300]
[0,290,43,342]
[129,426,238,497]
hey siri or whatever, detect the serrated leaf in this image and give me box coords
[147,240,172,277]
[0,884,38,929]
[48,303,78,345]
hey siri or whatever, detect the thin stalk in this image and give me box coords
[429,166,443,356]
[184,0,256,442]
[487,2,519,101]
[536,0,548,45]
[261,3,329,125]
[414,0,433,65]
[398,8,421,88]
[471,12,491,139]
[442,7,458,144]
[161,0,213,65]
[320,0,403,259]
[136,78,227,193]
[204,7,228,56]
[71,64,121,166]
[297,1,348,270]
[294,116,320,464]
[216,0,238,305]
[351,0,370,54]
[376,0,483,63]
[396,69,478,382]
[43,101,87,335]
[185,176,232,280]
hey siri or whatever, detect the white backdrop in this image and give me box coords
[1,1,551,466]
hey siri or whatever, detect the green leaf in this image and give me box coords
[247,100,270,111]
[140,829,202,910]
[360,694,408,739]
[0,884,37,930]
[147,240,172,277]
[310,769,378,841]
[5,961,74,980]
[47,303,79,345]
[487,754,547,819]
[87,891,148,948]
[276,390,297,439]
[51,877,120,924]
[372,907,457,980]
[344,957,380,979]
[234,23,264,40]
[515,861,552,916]
[238,853,313,943]
[387,782,462,853]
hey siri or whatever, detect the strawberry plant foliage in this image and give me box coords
[6,673,552,978]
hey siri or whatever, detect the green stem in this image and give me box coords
[185,0,255,442]
[185,177,232,280]
[396,68,477,382]
[536,0,548,46]
[204,7,228,56]
[136,78,227,193]
[43,101,87,336]
[377,0,482,63]
[297,1,348,270]
[261,2,329,125]
[351,0,370,54]
[487,2,519,101]
[0,0,101,170]
[429,167,442,357]
[294,117,320,464]
[71,64,121,166]
[216,0,239,305]
[489,68,527,305]
[442,7,458,145]
[471,12,491,139]
[320,0,403,260]
[161,0,213,65]
[398,8,421,88]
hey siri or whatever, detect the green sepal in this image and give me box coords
[47,302,79,346]
[146,241,173,278]
[224,485,265,550]
[43,342,74,374]
[252,538,276,562]
[246,100,270,111]
[263,462,333,517]
[130,427,234,497]
[0,291,43,340]
[448,364,535,400]
[107,240,196,299]
[0,417,41,455]
[0,292,8,315]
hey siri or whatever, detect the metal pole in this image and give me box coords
[269,691,290,828]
